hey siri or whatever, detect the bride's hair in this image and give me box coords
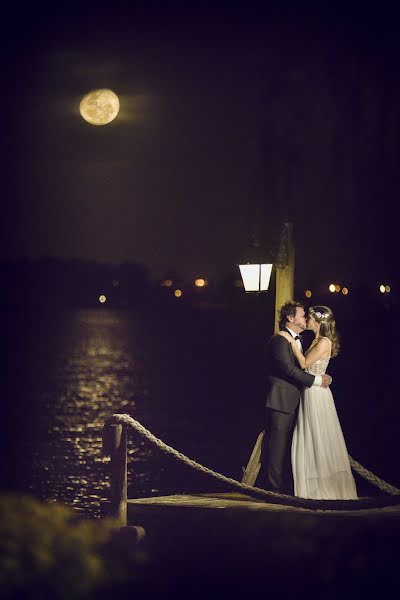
[309,305,340,357]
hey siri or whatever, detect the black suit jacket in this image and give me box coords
[265,328,315,414]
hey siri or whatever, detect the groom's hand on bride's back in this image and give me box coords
[321,374,332,388]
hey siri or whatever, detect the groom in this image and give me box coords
[261,301,331,494]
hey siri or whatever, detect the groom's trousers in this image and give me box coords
[263,406,298,495]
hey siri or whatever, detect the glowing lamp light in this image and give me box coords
[329,284,336,293]
[342,287,349,295]
[305,290,312,298]
[174,289,182,298]
[194,278,207,287]
[385,285,391,293]
[161,279,173,287]
[238,263,273,292]
[99,295,107,304]
[335,284,341,292]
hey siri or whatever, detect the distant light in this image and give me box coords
[379,284,391,294]
[335,284,341,293]
[329,284,336,293]
[99,295,107,304]
[342,287,349,295]
[112,280,119,287]
[174,289,182,298]
[305,290,312,298]
[161,279,173,287]
[194,278,207,288]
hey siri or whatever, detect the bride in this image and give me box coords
[278,305,357,500]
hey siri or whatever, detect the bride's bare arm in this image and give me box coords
[277,332,331,368]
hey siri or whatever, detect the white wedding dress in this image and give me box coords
[291,340,358,499]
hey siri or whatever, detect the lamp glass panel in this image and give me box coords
[239,264,261,291]
[260,264,273,290]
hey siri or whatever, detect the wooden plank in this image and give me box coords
[127,493,309,513]
[125,493,400,518]
[241,430,265,486]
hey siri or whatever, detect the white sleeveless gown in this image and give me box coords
[291,344,358,499]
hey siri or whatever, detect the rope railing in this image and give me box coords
[103,413,400,520]
[348,456,399,496]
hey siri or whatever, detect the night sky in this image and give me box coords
[1,1,399,287]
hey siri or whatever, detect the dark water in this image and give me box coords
[1,302,269,516]
[2,297,399,517]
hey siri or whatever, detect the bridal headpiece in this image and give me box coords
[309,307,330,322]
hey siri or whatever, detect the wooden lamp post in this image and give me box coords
[239,222,295,485]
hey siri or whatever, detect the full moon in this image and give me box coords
[79,89,120,125]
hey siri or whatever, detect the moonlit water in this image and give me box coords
[32,310,148,514]
[4,310,150,515]
[3,306,267,517]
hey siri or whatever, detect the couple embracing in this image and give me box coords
[261,301,357,500]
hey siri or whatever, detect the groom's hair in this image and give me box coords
[278,301,304,330]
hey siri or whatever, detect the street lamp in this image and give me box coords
[238,222,295,332]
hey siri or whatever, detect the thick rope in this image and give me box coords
[107,414,400,511]
[348,456,399,495]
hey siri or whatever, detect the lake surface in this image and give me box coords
[2,298,398,517]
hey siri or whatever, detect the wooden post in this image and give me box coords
[242,224,295,487]
[103,421,127,526]
[241,430,265,487]
[274,222,295,333]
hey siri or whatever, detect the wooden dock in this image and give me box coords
[121,491,400,538]
[122,491,400,550]
[125,491,400,519]
[116,491,400,599]
[101,419,399,597]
